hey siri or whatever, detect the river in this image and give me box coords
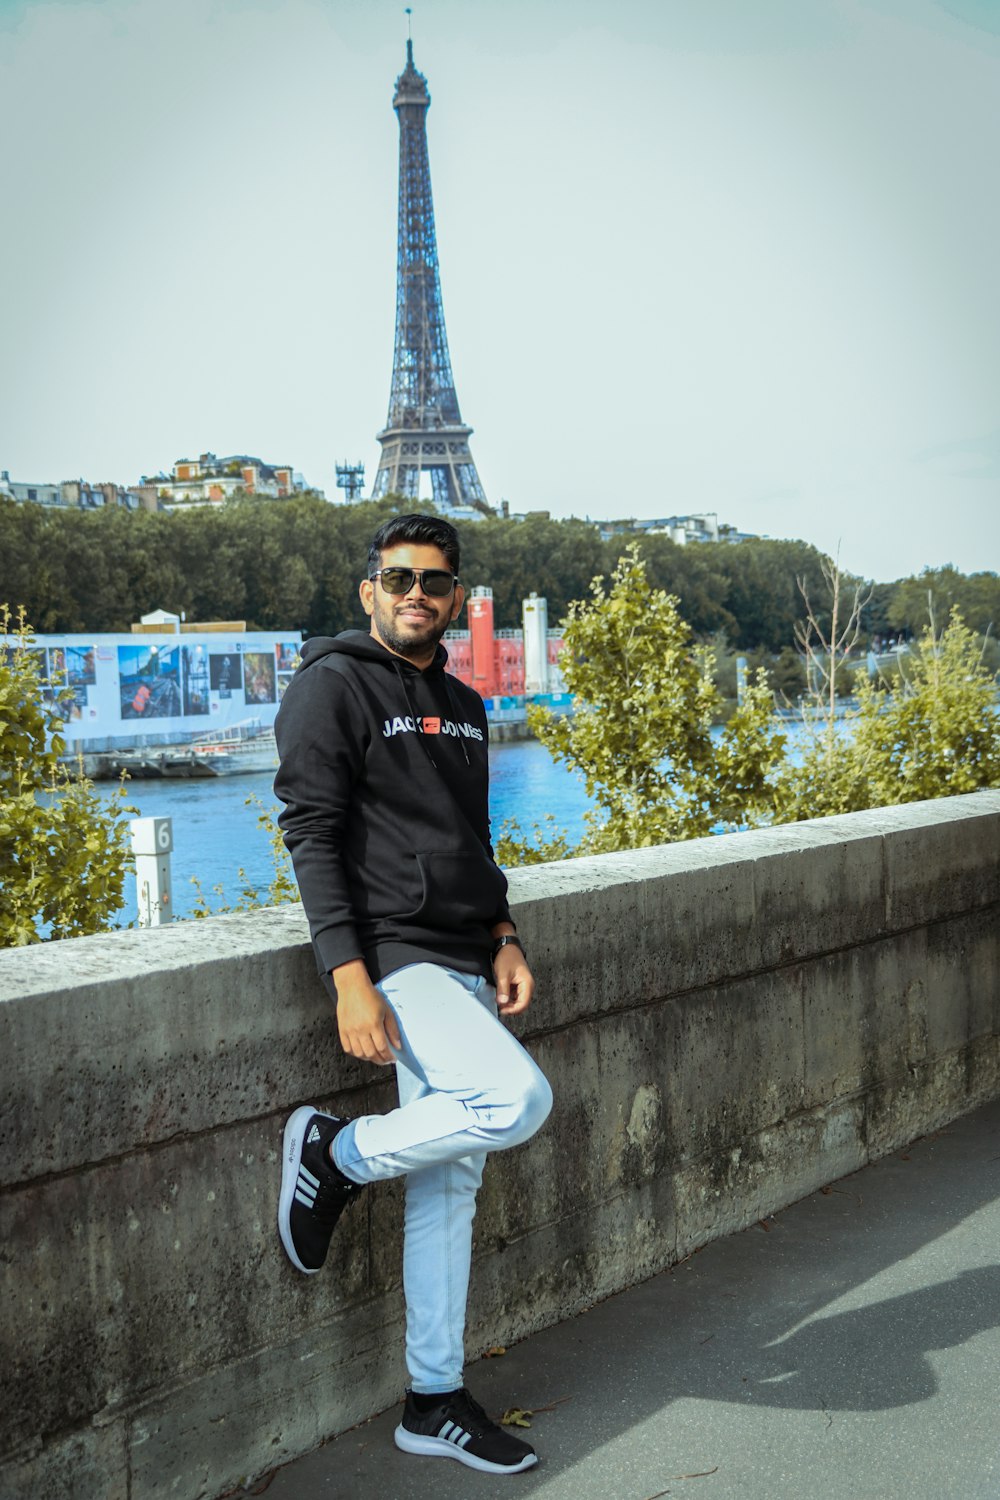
[113,723,819,922]
[112,739,593,920]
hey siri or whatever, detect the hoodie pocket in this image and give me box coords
[350,852,425,922]
[413,851,508,933]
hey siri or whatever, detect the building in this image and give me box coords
[150,454,322,508]
[2,621,303,754]
[0,471,148,511]
[592,512,757,545]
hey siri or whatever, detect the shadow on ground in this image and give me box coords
[255,1099,1000,1499]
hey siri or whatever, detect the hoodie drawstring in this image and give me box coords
[392,660,472,771]
[443,676,472,768]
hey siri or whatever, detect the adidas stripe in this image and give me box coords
[294,1169,318,1209]
[437,1421,473,1448]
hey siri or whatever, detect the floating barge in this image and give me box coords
[92,719,278,779]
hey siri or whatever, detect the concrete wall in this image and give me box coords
[1,792,998,1500]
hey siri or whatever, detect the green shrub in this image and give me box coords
[0,607,134,944]
[499,545,786,861]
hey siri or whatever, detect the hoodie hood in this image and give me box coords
[297,629,449,675]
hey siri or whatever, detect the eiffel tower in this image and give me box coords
[371,41,491,514]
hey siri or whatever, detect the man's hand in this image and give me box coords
[331,959,401,1065]
[492,942,535,1017]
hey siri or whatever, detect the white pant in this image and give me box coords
[331,963,552,1392]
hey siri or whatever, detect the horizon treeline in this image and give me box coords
[2,492,998,654]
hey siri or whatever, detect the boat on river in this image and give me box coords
[188,718,279,775]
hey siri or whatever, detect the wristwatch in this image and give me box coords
[491,934,526,962]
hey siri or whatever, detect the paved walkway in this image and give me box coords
[259,1099,1000,1500]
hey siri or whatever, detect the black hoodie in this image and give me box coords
[273,630,511,983]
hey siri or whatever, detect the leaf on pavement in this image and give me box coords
[500,1408,533,1428]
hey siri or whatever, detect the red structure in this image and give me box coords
[443,603,565,703]
[468,587,497,699]
[442,632,472,682]
[494,631,525,695]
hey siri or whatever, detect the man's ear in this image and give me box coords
[359,577,375,618]
[449,583,466,623]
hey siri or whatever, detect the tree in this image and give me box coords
[794,551,871,711]
[888,566,1000,639]
[459,512,606,629]
[777,564,1000,823]
[851,610,1000,804]
[0,608,134,945]
[714,538,834,652]
[776,553,878,820]
[627,533,733,639]
[704,632,807,705]
[498,546,786,860]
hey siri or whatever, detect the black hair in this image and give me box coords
[367,513,461,577]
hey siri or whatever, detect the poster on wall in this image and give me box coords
[66,645,96,686]
[182,644,210,716]
[243,651,276,705]
[209,652,238,699]
[275,640,299,701]
[47,647,67,682]
[118,644,182,719]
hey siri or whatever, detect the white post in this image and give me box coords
[522,592,549,695]
[736,656,747,706]
[130,816,173,927]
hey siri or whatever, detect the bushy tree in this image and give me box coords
[496,546,786,861]
[888,566,1000,639]
[853,612,1000,803]
[458,511,606,629]
[0,608,134,944]
[714,538,834,652]
[777,599,1000,822]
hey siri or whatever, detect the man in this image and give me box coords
[273,513,552,1476]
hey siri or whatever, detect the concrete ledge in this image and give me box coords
[1,791,998,1499]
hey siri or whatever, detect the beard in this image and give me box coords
[372,595,451,658]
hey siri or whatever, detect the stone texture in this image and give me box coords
[881,796,1000,929]
[749,819,887,967]
[663,968,806,1162]
[2,1096,376,1458]
[128,1298,409,1500]
[672,1096,869,1260]
[1,1421,128,1500]
[0,906,345,1185]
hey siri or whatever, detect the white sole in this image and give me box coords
[278,1104,321,1274]
[394,1424,538,1474]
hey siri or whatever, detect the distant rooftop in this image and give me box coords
[590,512,758,545]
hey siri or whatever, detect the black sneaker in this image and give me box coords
[394,1387,538,1475]
[278,1105,364,1274]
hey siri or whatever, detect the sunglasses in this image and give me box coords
[370,567,459,598]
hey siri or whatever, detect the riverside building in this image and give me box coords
[5,596,568,763]
[3,615,302,758]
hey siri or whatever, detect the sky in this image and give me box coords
[2,0,998,583]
